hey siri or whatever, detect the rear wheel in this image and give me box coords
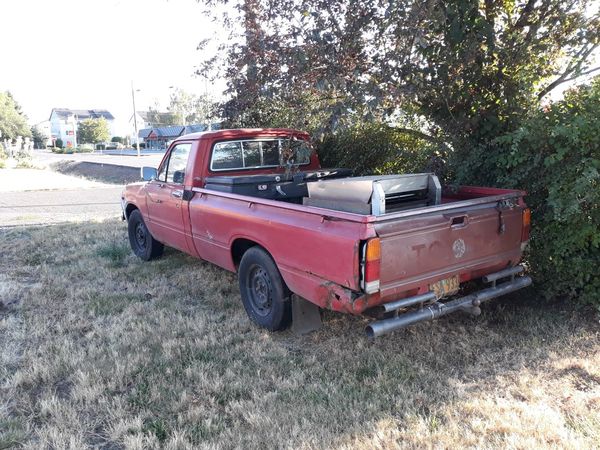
[239,247,291,331]
[128,209,164,261]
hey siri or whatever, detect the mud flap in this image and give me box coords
[291,294,322,335]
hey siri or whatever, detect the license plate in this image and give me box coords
[430,275,460,299]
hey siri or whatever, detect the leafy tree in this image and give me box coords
[202,0,599,149]
[0,91,31,140]
[168,87,217,126]
[111,136,124,144]
[146,102,180,127]
[77,118,110,144]
[31,126,47,149]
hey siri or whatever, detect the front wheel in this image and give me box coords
[127,209,164,261]
[238,247,291,331]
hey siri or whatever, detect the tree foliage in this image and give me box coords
[317,122,443,177]
[31,126,47,149]
[0,91,31,140]
[167,87,217,126]
[459,78,600,308]
[146,102,180,127]
[204,0,598,147]
[77,118,110,144]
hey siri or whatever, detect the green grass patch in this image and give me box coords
[96,241,130,267]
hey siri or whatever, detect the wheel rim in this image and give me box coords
[247,265,272,316]
[135,222,147,251]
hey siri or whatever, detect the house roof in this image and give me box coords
[50,108,115,121]
[138,128,153,139]
[136,111,150,121]
[146,126,185,139]
[139,123,223,140]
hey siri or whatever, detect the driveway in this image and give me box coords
[0,169,124,227]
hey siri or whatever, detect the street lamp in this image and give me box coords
[131,81,140,157]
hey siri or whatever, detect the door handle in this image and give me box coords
[172,190,183,198]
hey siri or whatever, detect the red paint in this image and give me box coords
[122,128,529,315]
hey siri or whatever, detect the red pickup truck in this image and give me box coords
[121,128,532,337]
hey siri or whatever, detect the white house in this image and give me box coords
[49,108,116,147]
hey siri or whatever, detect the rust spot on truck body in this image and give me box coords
[315,282,370,315]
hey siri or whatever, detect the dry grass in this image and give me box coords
[0,219,599,449]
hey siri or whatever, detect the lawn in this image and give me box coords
[0,219,598,449]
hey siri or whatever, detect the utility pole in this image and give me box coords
[131,81,140,157]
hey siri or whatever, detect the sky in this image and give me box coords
[1,1,598,137]
[0,0,227,136]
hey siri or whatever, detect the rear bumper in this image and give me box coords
[366,265,532,338]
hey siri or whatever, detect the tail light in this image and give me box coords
[362,238,381,294]
[521,208,531,242]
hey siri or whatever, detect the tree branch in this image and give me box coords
[538,43,600,99]
[513,0,537,28]
[559,65,600,84]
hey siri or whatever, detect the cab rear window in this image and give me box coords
[210,139,310,171]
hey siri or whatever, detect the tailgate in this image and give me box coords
[374,196,525,298]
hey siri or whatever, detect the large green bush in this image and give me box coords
[454,78,600,309]
[317,122,443,177]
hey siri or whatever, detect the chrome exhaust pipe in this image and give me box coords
[366,275,532,338]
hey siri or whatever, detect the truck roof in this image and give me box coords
[176,128,310,142]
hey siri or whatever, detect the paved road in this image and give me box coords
[1,151,165,228]
[32,149,165,169]
[0,187,123,227]
[0,168,123,227]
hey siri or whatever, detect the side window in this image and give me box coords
[155,144,191,184]
[165,143,192,183]
[157,158,168,182]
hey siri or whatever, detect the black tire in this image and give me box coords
[238,247,291,331]
[127,209,164,261]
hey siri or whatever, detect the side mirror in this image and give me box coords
[172,170,185,184]
[141,166,157,181]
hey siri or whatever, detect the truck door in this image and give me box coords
[145,142,192,252]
